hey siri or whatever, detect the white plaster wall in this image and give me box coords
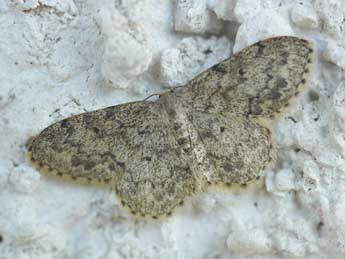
[1,0,345,258]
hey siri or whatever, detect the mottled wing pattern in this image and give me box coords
[28,102,149,183]
[27,101,198,218]
[27,36,314,219]
[162,36,312,186]
[181,36,313,118]
[186,111,274,185]
[111,102,198,218]
[159,92,274,186]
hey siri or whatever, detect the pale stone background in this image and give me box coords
[1,0,345,258]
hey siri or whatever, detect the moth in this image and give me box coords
[27,36,314,219]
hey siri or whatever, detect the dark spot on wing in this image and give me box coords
[60,119,70,128]
[211,64,226,74]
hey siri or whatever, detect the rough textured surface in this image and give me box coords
[2,0,345,258]
[159,36,232,87]
[27,36,312,218]
[173,0,223,34]
[99,5,152,89]
[290,2,318,29]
